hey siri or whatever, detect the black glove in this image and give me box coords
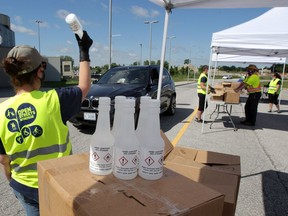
[75,30,93,62]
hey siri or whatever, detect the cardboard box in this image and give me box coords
[222,82,232,88]
[38,153,225,216]
[164,146,241,216]
[230,82,242,90]
[160,130,174,158]
[224,90,240,104]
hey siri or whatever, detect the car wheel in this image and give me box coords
[165,95,176,115]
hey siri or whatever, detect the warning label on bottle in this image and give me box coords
[114,148,138,176]
[139,149,163,176]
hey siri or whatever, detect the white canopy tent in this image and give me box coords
[211,7,288,57]
[209,7,288,104]
[148,0,288,100]
[203,7,288,132]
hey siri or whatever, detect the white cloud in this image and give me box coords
[14,16,23,24]
[131,6,160,18]
[131,6,149,18]
[11,23,36,35]
[67,40,73,45]
[56,9,70,20]
[150,9,160,17]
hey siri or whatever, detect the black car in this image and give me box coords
[69,65,176,127]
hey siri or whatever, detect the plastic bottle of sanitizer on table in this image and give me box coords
[138,99,164,180]
[111,96,126,136]
[113,98,139,180]
[89,97,114,175]
[65,13,83,39]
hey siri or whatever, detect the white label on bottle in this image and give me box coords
[114,148,138,175]
[139,149,164,176]
[90,146,113,172]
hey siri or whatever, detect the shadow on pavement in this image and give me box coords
[241,170,288,216]
[160,107,194,133]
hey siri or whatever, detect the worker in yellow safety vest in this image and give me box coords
[196,65,209,123]
[0,31,93,215]
[268,72,282,113]
[235,64,262,126]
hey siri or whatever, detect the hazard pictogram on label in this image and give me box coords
[132,156,138,165]
[158,156,163,165]
[92,152,99,161]
[145,156,155,166]
[119,156,128,166]
[104,153,112,162]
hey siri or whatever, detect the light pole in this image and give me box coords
[139,43,142,65]
[167,36,176,72]
[35,20,42,54]
[144,20,158,65]
[111,34,121,64]
[109,0,112,69]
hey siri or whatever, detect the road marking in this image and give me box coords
[171,108,198,147]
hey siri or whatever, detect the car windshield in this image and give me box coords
[97,68,149,85]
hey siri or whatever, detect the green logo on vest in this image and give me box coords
[5,103,43,144]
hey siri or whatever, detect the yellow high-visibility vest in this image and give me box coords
[197,73,207,95]
[268,78,281,94]
[0,90,72,188]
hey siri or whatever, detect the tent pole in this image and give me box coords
[157,8,170,100]
[201,48,213,133]
[278,61,286,105]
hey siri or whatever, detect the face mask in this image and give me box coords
[247,70,254,76]
[39,70,45,82]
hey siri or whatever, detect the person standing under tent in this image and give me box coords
[235,64,262,126]
[0,31,93,215]
[195,65,209,123]
[267,72,282,113]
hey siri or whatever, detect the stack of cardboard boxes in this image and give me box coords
[38,132,241,216]
[211,82,242,104]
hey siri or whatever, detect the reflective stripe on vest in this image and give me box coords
[0,90,72,188]
[268,78,280,94]
[197,73,207,94]
[10,133,71,172]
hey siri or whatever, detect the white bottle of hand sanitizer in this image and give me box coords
[65,13,83,39]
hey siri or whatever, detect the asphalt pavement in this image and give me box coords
[0,82,288,216]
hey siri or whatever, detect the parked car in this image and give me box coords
[222,74,233,79]
[69,65,176,127]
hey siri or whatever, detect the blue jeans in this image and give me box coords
[13,189,39,216]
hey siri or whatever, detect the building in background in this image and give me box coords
[0,13,15,87]
[0,13,73,88]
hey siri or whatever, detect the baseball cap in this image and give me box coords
[7,45,44,75]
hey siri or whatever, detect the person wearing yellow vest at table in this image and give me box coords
[268,72,282,113]
[0,31,93,216]
[195,65,209,123]
[235,64,262,126]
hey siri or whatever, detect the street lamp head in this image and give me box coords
[144,20,159,24]
[167,36,176,39]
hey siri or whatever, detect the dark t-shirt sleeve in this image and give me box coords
[200,76,207,83]
[0,138,5,154]
[55,87,82,124]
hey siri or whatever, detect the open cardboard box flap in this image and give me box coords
[162,137,241,216]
